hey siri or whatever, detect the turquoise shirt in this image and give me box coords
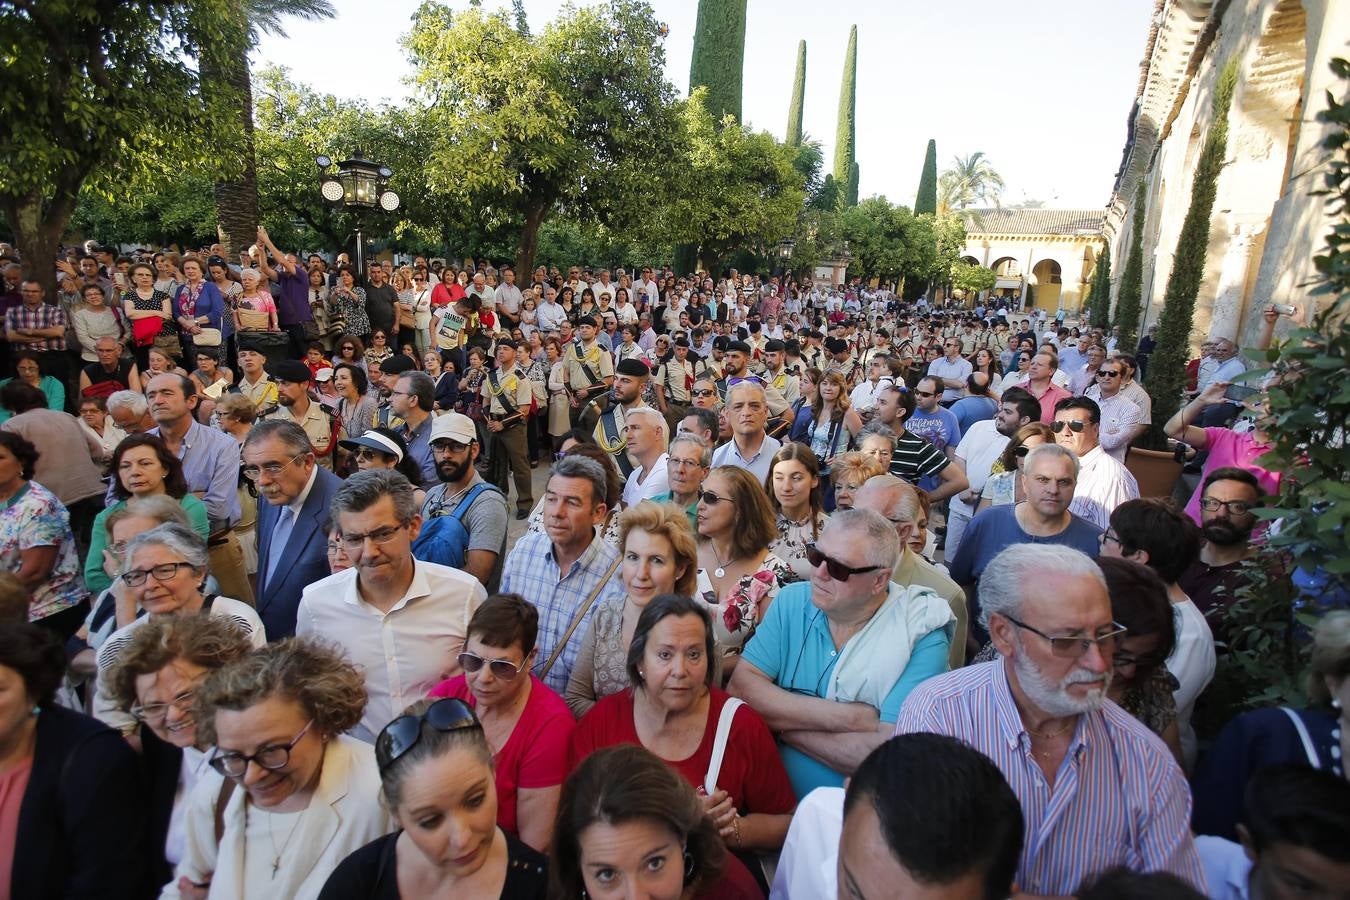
[0,375,65,423]
[740,581,951,798]
[650,491,697,532]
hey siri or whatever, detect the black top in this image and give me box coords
[318,830,548,900]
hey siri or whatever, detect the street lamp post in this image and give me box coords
[317,151,400,277]
[776,237,796,278]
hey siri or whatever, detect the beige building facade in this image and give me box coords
[1104,0,1348,347]
[959,209,1106,314]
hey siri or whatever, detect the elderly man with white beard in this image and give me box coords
[893,544,1205,897]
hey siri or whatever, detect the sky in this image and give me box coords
[255,0,1155,210]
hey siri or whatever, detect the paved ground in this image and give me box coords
[500,462,553,546]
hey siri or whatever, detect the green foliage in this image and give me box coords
[831,200,965,290]
[786,40,806,147]
[915,139,938,217]
[688,0,747,123]
[1142,59,1238,448]
[950,260,997,297]
[1086,242,1112,330]
[1113,182,1147,352]
[937,152,1005,212]
[832,25,857,209]
[814,174,840,212]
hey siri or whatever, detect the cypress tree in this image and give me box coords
[1143,59,1238,447]
[1113,182,1147,354]
[786,40,806,146]
[915,139,938,216]
[848,161,860,207]
[832,25,857,208]
[1087,241,1111,330]
[688,0,748,123]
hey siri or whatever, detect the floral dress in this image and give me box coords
[330,286,370,338]
[769,510,830,582]
[696,552,797,658]
[0,481,82,621]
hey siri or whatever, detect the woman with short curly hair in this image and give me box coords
[165,638,394,899]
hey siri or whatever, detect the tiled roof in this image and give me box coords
[962,209,1105,236]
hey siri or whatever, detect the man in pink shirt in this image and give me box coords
[1166,381,1282,524]
[1019,350,1072,423]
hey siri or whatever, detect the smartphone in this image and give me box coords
[114,273,127,288]
[1224,383,1258,402]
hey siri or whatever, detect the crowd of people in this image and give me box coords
[0,233,1346,900]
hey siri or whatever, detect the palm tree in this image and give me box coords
[937,151,1006,214]
[205,0,336,255]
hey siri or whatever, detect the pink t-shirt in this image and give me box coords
[428,674,574,837]
[1185,427,1282,524]
[0,757,33,899]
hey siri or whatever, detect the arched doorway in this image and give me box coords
[1030,259,1063,312]
[991,257,1020,277]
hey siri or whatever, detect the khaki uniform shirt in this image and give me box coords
[268,400,334,469]
[564,339,613,400]
[481,365,534,419]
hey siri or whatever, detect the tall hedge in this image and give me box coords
[689,0,748,123]
[786,40,806,146]
[1142,58,1238,447]
[832,25,857,208]
[915,139,938,216]
[1113,182,1147,353]
[1087,240,1111,330]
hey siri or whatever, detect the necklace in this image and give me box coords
[709,541,729,579]
[1026,718,1075,740]
[255,803,303,879]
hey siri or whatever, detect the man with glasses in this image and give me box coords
[652,432,710,531]
[1087,364,1144,460]
[1070,344,1107,395]
[895,544,1205,896]
[246,420,342,639]
[389,370,437,488]
[416,411,508,591]
[297,469,487,742]
[926,337,972,404]
[1052,397,1138,530]
[1178,467,1262,624]
[907,376,961,471]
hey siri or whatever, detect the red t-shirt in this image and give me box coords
[429,674,575,836]
[569,687,795,818]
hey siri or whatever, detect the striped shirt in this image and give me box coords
[500,530,625,694]
[894,661,1206,895]
[889,430,948,484]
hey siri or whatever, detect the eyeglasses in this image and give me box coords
[1002,615,1127,659]
[698,489,731,505]
[1050,420,1087,434]
[339,523,407,551]
[209,719,314,778]
[1096,370,1121,378]
[352,447,389,462]
[375,698,479,773]
[1098,530,1123,549]
[242,451,306,481]
[431,439,470,454]
[668,457,704,470]
[130,689,195,723]
[459,650,528,680]
[691,389,716,398]
[1200,497,1256,516]
[121,561,198,586]
[803,543,885,581]
[914,390,938,398]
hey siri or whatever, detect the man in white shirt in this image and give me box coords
[493,265,524,327]
[592,269,616,304]
[633,266,660,307]
[536,285,567,333]
[619,406,670,508]
[1053,397,1138,530]
[849,355,892,414]
[296,469,487,741]
[1089,362,1146,459]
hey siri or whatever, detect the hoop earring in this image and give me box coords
[684,850,696,880]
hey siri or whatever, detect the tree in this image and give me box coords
[915,139,938,216]
[786,40,806,147]
[1086,241,1112,330]
[1113,182,1147,351]
[950,260,997,298]
[0,0,236,297]
[688,0,747,123]
[832,25,857,209]
[938,151,1005,212]
[1142,59,1238,447]
[405,1,681,278]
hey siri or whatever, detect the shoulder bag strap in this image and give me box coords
[1279,707,1322,769]
[539,554,622,680]
[214,777,237,845]
[488,368,519,418]
[704,697,745,794]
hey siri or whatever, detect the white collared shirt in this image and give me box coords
[1068,445,1139,529]
[296,560,487,742]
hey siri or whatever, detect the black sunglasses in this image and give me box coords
[1014,445,1032,458]
[803,543,885,581]
[1051,420,1087,434]
[698,489,731,505]
[375,698,479,773]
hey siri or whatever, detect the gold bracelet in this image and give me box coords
[731,815,742,848]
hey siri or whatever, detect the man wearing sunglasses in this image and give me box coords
[730,509,954,798]
[894,544,1206,896]
[926,337,972,404]
[1087,363,1145,460]
[1053,397,1138,531]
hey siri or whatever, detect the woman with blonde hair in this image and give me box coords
[565,502,700,717]
[766,443,829,581]
[829,450,885,511]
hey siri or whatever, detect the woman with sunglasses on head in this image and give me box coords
[165,638,392,900]
[571,596,795,869]
[319,697,548,900]
[977,422,1055,513]
[103,615,256,895]
[425,595,573,853]
[338,428,427,507]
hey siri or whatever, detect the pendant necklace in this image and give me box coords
[710,542,728,579]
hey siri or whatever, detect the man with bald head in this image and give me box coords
[854,475,968,668]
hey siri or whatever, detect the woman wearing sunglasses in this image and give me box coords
[321,697,548,899]
[166,638,391,900]
[976,423,1055,513]
[426,595,574,853]
[337,428,427,507]
[93,523,265,733]
[102,615,255,895]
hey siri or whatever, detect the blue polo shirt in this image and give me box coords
[741,582,950,798]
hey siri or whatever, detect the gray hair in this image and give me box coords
[331,469,418,525]
[239,268,262,285]
[977,544,1105,632]
[725,379,766,405]
[858,421,897,445]
[124,522,209,571]
[624,405,669,446]
[105,494,191,542]
[549,455,608,508]
[1023,442,1080,479]
[668,432,712,468]
[106,390,148,417]
[243,419,313,456]
[823,507,899,570]
[854,474,920,526]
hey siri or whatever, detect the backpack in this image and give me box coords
[411,483,503,569]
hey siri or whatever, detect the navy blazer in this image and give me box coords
[14,704,146,900]
[256,465,343,639]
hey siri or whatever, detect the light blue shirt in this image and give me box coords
[151,419,242,530]
[710,432,781,484]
